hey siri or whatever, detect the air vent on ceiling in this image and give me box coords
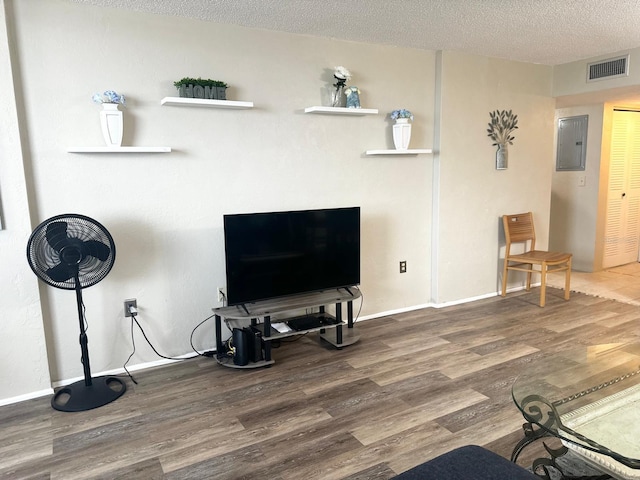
[587,55,629,82]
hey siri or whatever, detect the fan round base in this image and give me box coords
[51,375,126,412]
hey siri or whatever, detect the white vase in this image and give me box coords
[393,118,411,150]
[100,103,123,147]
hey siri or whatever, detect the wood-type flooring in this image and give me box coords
[2,287,640,479]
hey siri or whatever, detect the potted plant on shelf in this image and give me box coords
[390,109,413,150]
[487,109,518,169]
[92,90,126,147]
[173,77,228,100]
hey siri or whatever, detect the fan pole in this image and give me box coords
[49,272,126,411]
[75,280,93,387]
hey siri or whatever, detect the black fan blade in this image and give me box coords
[82,240,111,261]
[46,263,77,283]
[45,221,69,252]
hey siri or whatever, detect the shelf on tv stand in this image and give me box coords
[213,288,361,368]
[215,288,360,319]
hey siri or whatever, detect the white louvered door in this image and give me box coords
[603,110,640,268]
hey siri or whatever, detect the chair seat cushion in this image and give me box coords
[394,445,537,479]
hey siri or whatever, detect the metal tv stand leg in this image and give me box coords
[263,315,272,362]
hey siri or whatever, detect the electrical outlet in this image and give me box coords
[217,287,225,303]
[399,261,407,273]
[124,298,137,317]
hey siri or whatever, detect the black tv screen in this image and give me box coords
[223,207,360,306]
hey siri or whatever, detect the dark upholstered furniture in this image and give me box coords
[394,445,538,479]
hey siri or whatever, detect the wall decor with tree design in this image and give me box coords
[487,109,518,170]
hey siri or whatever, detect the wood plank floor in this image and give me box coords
[2,287,640,480]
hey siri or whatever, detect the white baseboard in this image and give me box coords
[0,352,207,406]
[356,284,535,322]
[51,351,203,388]
[0,388,54,407]
[432,284,538,308]
[357,302,434,322]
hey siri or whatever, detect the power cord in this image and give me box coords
[122,305,219,383]
[124,306,183,385]
[122,318,138,384]
[190,313,217,357]
[352,285,364,324]
[130,316,185,361]
[223,335,235,358]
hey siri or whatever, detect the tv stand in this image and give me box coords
[212,288,361,369]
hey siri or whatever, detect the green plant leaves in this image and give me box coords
[173,77,228,88]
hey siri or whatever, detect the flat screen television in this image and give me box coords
[223,207,360,306]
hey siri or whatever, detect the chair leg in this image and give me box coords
[526,267,532,292]
[501,261,509,297]
[564,258,572,301]
[539,263,547,307]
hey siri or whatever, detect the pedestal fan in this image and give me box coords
[26,214,126,412]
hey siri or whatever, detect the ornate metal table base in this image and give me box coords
[511,421,611,480]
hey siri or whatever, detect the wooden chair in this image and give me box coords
[501,212,572,307]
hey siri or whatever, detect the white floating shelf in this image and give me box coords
[160,97,254,109]
[68,146,171,153]
[304,106,378,115]
[366,149,433,156]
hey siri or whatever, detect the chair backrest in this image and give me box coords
[503,212,536,253]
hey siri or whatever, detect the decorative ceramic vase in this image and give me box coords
[496,143,508,170]
[393,118,412,150]
[100,103,123,147]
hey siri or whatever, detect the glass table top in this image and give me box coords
[512,343,640,474]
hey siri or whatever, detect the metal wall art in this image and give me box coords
[487,109,518,170]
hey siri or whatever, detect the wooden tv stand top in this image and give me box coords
[213,287,361,319]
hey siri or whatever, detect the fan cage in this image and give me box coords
[27,214,116,290]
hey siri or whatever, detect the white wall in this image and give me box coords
[549,105,604,272]
[0,0,52,403]
[434,51,555,303]
[553,47,640,97]
[8,0,436,386]
[1,0,599,403]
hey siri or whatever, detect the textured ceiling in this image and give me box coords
[69,0,640,66]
